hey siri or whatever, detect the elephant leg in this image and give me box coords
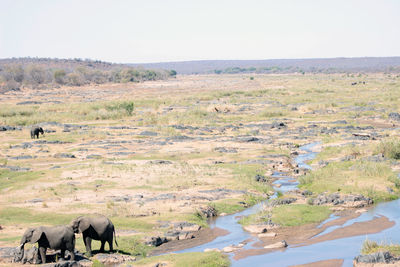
[108,238,113,252]
[60,249,65,261]
[84,236,92,256]
[100,240,105,252]
[39,247,46,264]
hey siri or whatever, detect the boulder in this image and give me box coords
[92,253,136,266]
[264,240,288,249]
[258,232,277,238]
[244,225,268,234]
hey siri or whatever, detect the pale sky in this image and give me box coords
[0,0,399,63]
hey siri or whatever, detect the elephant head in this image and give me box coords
[70,216,90,234]
[38,127,44,135]
[18,228,44,261]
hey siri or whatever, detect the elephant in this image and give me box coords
[19,225,75,264]
[70,215,118,256]
[30,127,44,139]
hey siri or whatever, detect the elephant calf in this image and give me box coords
[70,215,118,256]
[30,127,44,139]
[19,225,75,264]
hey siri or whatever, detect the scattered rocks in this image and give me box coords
[264,240,288,249]
[0,125,21,131]
[198,205,218,218]
[354,251,393,264]
[91,253,136,266]
[0,165,31,171]
[86,154,102,159]
[352,133,376,140]
[204,248,221,253]
[254,174,267,183]
[310,193,373,208]
[16,100,42,105]
[173,222,201,232]
[10,155,35,160]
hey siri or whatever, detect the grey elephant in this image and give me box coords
[19,225,75,264]
[30,127,44,139]
[70,215,118,256]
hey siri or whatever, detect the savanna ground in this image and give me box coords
[1,73,400,266]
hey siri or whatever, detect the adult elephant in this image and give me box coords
[70,215,117,256]
[19,225,75,264]
[30,127,44,139]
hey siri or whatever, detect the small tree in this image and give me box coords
[54,69,66,84]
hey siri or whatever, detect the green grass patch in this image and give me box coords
[361,239,400,256]
[374,138,400,160]
[299,160,399,202]
[134,251,230,267]
[211,198,246,215]
[0,170,41,191]
[240,204,331,227]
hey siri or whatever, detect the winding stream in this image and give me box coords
[175,142,400,266]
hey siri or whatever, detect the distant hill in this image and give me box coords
[130,57,400,74]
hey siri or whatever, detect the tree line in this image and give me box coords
[0,58,176,92]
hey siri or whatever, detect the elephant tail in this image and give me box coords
[113,227,118,247]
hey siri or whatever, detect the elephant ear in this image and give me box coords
[78,218,90,233]
[31,228,43,243]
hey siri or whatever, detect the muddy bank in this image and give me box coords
[149,227,229,256]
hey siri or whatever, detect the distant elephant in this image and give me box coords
[30,127,44,139]
[70,215,118,256]
[19,225,75,264]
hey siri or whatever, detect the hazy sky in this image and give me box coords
[1,0,399,63]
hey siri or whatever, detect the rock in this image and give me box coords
[145,236,168,246]
[258,232,277,238]
[219,213,228,216]
[178,232,194,240]
[149,160,172,164]
[264,240,288,249]
[86,154,102,159]
[10,155,35,160]
[354,251,392,263]
[174,222,201,232]
[20,247,40,264]
[42,261,80,267]
[356,209,368,213]
[222,246,236,253]
[269,197,297,206]
[54,153,76,158]
[0,247,20,263]
[244,225,268,234]
[92,253,136,266]
[389,112,400,121]
[214,147,237,153]
[140,131,158,136]
[26,198,44,203]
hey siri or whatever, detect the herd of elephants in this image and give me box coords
[15,127,118,264]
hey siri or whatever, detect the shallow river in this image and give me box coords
[175,142,400,267]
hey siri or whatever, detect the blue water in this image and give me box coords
[172,142,399,267]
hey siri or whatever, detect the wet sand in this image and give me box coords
[290,259,344,267]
